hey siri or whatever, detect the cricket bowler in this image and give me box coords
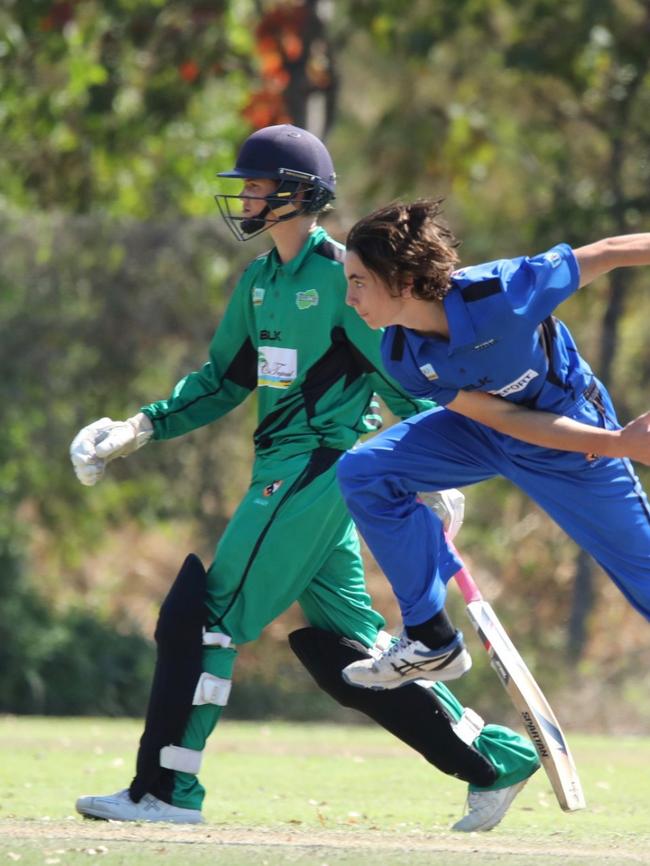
[337,198,650,691]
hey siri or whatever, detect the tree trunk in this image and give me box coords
[566,204,630,662]
[283,0,338,138]
[248,0,338,137]
[567,548,596,662]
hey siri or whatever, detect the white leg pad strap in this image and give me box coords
[160,745,203,774]
[203,629,233,648]
[192,672,232,706]
[341,629,394,659]
[452,707,485,746]
[374,630,393,653]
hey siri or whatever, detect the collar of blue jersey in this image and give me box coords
[267,225,328,276]
[441,284,478,351]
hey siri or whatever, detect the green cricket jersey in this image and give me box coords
[142,226,432,456]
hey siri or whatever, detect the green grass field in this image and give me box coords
[0,716,648,866]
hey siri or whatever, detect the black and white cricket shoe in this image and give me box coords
[341,630,471,690]
[76,789,204,824]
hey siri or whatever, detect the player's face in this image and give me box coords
[239,177,303,229]
[344,250,407,329]
[239,178,279,218]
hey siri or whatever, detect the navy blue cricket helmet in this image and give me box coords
[215,124,337,240]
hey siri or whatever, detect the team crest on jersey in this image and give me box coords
[296,289,319,310]
[252,287,266,306]
[419,363,439,381]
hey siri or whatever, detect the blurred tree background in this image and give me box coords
[1,0,649,730]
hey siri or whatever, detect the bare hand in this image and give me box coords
[618,410,650,466]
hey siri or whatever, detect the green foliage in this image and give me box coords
[36,610,154,715]
[0,0,255,215]
[0,542,153,715]
[1,0,649,718]
[335,0,650,249]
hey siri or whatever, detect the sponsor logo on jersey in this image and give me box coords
[254,479,284,505]
[258,346,297,389]
[419,363,439,381]
[263,479,283,497]
[252,287,266,306]
[296,289,319,309]
[473,339,497,351]
[260,329,282,341]
[489,368,539,397]
[544,251,562,268]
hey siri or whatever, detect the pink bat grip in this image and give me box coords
[446,536,483,604]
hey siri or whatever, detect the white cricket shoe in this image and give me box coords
[341,630,471,690]
[76,788,204,824]
[452,779,528,832]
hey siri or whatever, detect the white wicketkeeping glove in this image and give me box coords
[69,412,154,486]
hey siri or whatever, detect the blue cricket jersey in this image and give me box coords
[342,243,650,628]
[381,244,592,414]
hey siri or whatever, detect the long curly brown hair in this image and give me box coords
[346,199,460,301]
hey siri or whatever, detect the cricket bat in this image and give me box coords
[450,543,586,812]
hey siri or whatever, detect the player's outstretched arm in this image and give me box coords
[574,233,650,287]
[447,391,650,466]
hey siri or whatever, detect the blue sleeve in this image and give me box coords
[499,243,580,324]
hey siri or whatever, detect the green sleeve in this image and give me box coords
[142,273,257,440]
[342,303,434,420]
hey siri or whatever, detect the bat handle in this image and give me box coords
[446,535,483,604]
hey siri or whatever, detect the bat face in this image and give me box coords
[466,600,586,812]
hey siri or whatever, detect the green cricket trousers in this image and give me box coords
[170,447,538,809]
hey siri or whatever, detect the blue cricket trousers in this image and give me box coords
[337,388,650,626]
